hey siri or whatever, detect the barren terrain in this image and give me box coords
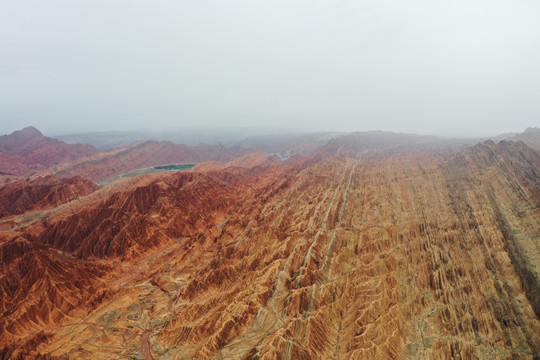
[0,135,538,359]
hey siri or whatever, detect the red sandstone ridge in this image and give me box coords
[0,237,112,356]
[57,140,253,181]
[226,152,282,168]
[0,127,98,176]
[191,160,226,172]
[0,176,97,218]
[193,152,282,172]
[34,164,297,260]
[0,136,539,359]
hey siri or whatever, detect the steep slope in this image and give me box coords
[1,139,539,359]
[35,170,255,259]
[57,140,253,181]
[0,176,97,218]
[0,237,112,357]
[0,127,98,176]
[445,140,540,320]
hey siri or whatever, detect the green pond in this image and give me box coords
[153,164,196,170]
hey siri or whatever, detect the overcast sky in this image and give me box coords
[1,0,539,136]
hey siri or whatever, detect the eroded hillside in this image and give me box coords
[0,140,539,359]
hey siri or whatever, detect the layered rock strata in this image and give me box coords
[0,140,538,359]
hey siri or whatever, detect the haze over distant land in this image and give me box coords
[1,0,539,136]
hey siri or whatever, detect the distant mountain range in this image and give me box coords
[2,126,539,182]
[54,126,540,151]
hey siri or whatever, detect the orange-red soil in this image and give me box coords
[0,140,539,359]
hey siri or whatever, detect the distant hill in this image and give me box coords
[0,127,98,176]
[231,132,343,157]
[313,130,470,158]
[55,129,343,157]
[503,127,540,150]
[193,152,282,172]
[55,128,301,150]
[57,140,253,181]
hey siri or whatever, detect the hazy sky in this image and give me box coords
[1,0,539,136]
